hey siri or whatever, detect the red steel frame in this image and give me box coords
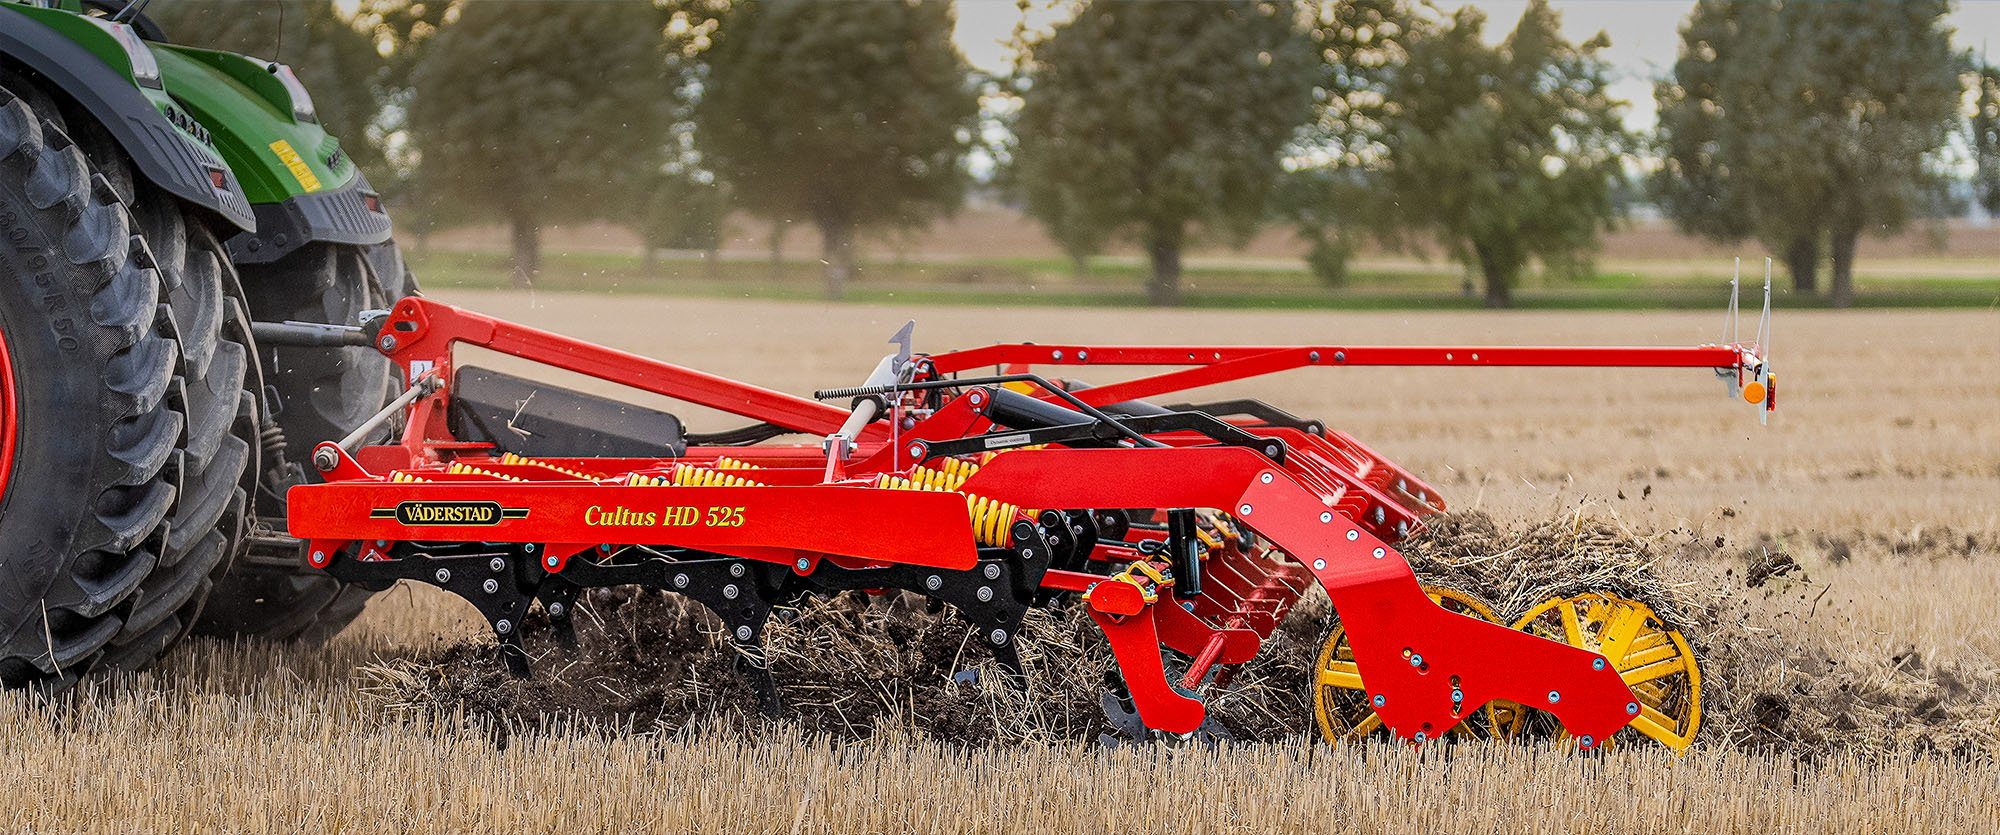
[289,297,1767,745]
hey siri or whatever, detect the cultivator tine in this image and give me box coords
[287,296,1775,751]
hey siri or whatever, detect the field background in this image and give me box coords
[2,288,1995,832]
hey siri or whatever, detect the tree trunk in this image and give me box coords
[820,220,856,300]
[1144,227,1184,307]
[1472,242,1515,308]
[1828,227,1858,308]
[1784,235,1818,294]
[509,214,539,289]
[768,221,787,281]
[641,243,658,272]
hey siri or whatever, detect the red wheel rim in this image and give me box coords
[0,326,15,507]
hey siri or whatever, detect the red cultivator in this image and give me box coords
[284,296,1772,749]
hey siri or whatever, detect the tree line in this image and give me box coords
[151,0,1988,307]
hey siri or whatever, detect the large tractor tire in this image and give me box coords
[0,80,256,685]
[194,240,414,643]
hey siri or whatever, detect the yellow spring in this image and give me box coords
[388,471,430,483]
[447,461,522,481]
[713,456,763,471]
[498,452,593,480]
[671,465,765,488]
[874,472,1027,547]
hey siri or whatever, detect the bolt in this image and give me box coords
[926,575,943,591]
[1260,473,1273,484]
[1626,702,1641,716]
[1372,694,1386,708]
[311,447,338,472]
[1052,350,1063,360]
[1547,690,1562,704]
[983,563,1002,580]
[976,586,994,602]
[1309,350,1321,362]
[1451,689,1464,703]
[524,544,538,553]
[1409,653,1424,667]
[990,629,1009,646]
[1239,504,1253,515]
[376,540,388,548]
[1078,350,1090,361]
[1346,530,1359,541]
[1414,731,1427,743]
[377,334,397,352]
[490,557,506,572]
[1372,506,1386,524]
[1313,559,1327,571]
[545,556,560,569]
[494,619,512,635]
[1578,735,1595,749]
[673,573,689,589]
[730,562,746,578]
[1320,512,1334,523]
[1334,350,1346,363]
[722,584,739,600]
[908,443,924,458]
[434,568,451,584]
[310,550,325,564]
[1373,548,1386,559]
[548,602,565,617]
[735,625,754,642]
[1592,657,1607,671]
[1019,548,1035,560]
[482,579,499,594]
[795,558,811,571]
[1266,445,1281,459]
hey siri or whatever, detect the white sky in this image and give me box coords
[952,0,2000,133]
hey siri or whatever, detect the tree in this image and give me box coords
[1010,0,1315,306]
[695,0,975,300]
[405,1,677,287]
[1373,1,1627,307]
[638,173,729,277]
[1653,1,1961,307]
[1974,61,2000,218]
[148,0,391,176]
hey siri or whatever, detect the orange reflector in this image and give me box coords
[1741,381,1766,404]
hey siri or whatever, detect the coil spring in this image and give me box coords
[446,461,522,481]
[388,471,430,483]
[713,457,762,471]
[671,465,765,488]
[496,452,594,480]
[874,465,1026,547]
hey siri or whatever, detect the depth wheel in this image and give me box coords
[1510,592,1702,751]
[1312,585,1525,744]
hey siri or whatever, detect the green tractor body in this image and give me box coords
[0,0,407,684]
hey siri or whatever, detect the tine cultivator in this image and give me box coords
[286,295,1773,750]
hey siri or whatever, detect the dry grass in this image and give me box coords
[0,295,1994,832]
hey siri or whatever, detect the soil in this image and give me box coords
[361,512,2000,757]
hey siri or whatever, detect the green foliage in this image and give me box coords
[1652,0,1962,306]
[1371,0,1627,307]
[404,0,677,285]
[695,0,975,299]
[639,173,728,253]
[147,0,390,175]
[1010,0,1315,306]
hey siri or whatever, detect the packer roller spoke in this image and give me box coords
[1511,592,1703,752]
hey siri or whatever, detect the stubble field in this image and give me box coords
[2,291,1995,833]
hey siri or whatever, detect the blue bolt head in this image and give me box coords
[1547,690,1562,704]
[1626,701,1641,715]
[1372,694,1386,708]
[1579,735,1595,748]
[1592,657,1608,671]
[1451,689,1464,702]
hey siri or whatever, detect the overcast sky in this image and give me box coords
[952,0,2000,133]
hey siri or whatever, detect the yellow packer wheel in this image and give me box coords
[1312,585,1525,745]
[1510,592,1702,751]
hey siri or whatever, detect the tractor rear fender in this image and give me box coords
[0,3,254,230]
[149,45,390,264]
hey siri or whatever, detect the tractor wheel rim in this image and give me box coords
[1312,584,1525,745]
[1510,592,1703,752]
[0,326,15,510]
